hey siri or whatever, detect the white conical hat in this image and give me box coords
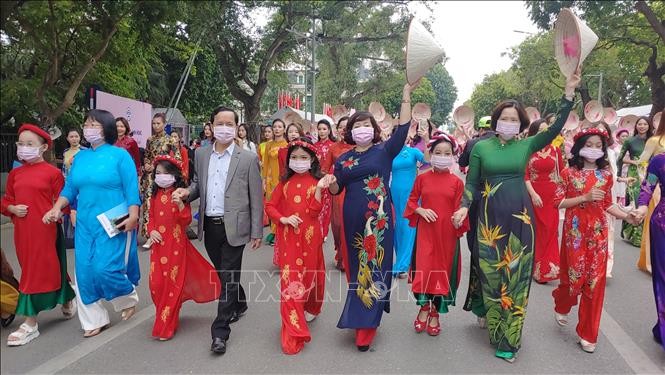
[554,8,598,77]
[406,20,446,85]
[603,107,617,125]
[618,114,638,132]
[283,110,302,125]
[584,100,604,123]
[453,105,474,127]
[563,111,580,130]
[653,111,662,130]
[368,102,386,123]
[412,102,432,121]
[525,107,541,123]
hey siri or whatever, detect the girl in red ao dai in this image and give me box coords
[265,137,336,354]
[404,132,469,336]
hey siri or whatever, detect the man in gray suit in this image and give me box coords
[173,106,263,355]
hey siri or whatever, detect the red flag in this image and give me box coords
[325,103,333,118]
[287,93,293,107]
[296,95,301,110]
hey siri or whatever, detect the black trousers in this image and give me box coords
[204,216,247,340]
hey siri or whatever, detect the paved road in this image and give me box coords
[1,220,663,374]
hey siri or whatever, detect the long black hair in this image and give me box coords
[151,160,188,196]
[569,134,609,170]
[281,137,324,182]
[317,119,336,142]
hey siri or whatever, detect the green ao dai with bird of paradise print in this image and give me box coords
[461,98,573,357]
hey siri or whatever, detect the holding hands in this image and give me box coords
[452,207,468,229]
[280,215,303,228]
[416,207,438,223]
[317,174,337,190]
[42,206,63,224]
[584,188,605,202]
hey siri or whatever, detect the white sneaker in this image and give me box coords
[305,312,317,323]
[579,338,596,353]
[477,317,487,329]
[555,312,568,326]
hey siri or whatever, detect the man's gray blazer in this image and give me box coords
[188,144,263,247]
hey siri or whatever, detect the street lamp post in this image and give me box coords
[585,73,604,103]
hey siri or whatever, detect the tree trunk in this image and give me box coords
[577,81,591,111]
[645,48,665,118]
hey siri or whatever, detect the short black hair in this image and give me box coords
[151,160,188,196]
[491,100,530,133]
[86,109,117,144]
[282,137,324,182]
[343,111,381,145]
[569,133,609,170]
[210,106,239,125]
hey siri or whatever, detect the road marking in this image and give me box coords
[26,307,155,375]
[601,308,663,374]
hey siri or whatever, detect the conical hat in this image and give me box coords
[618,114,638,132]
[412,103,432,121]
[368,102,386,122]
[332,105,348,123]
[283,110,302,125]
[453,105,474,127]
[653,111,662,130]
[603,107,617,125]
[584,100,604,123]
[406,20,445,85]
[554,8,598,77]
[563,111,580,130]
[525,107,541,123]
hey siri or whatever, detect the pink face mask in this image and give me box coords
[289,159,311,174]
[213,126,236,144]
[16,146,42,162]
[351,127,375,147]
[496,120,521,140]
[430,155,454,170]
[579,147,605,161]
[154,174,175,188]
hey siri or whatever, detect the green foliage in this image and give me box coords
[426,64,458,125]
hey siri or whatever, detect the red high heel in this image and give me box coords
[414,303,430,333]
[427,308,441,336]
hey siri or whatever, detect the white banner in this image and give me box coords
[96,90,152,148]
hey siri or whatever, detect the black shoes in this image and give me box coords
[230,305,248,324]
[211,338,227,354]
[357,345,370,352]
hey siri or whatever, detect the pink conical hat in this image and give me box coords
[618,114,638,132]
[406,20,446,85]
[584,100,604,123]
[453,105,474,127]
[525,107,541,123]
[563,111,580,130]
[368,102,386,123]
[603,107,617,125]
[554,8,598,77]
[412,103,432,121]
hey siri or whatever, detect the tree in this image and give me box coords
[469,70,520,119]
[1,0,174,128]
[525,0,665,116]
[426,64,458,125]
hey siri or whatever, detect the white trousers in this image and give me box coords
[72,283,139,331]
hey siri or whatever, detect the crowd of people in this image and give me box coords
[1,68,664,363]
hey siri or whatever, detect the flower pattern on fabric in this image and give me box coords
[342,156,359,170]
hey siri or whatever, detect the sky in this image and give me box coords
[411,1,541,108]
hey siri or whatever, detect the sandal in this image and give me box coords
[7,323,40,346]
[83,324,109,338]
[414,303,430,333]
[121,306,136,321]
[426,308,441,336]
[555,312,568,326]
[62,300,77,319]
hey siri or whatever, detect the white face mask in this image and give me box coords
[579,147,605,161]
[430,155,454,170]
[154,174,176,188]
[83,128,104,145]
[289,159,311,174]
[213,126,236,144]
[16,145,43,162]
[496,120,521,140]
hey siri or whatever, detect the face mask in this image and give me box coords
[579,147,605,161]
[352,127,375,146]
[83,128,105,145]
[289,159,311,174]
[430,155,454,170]
[213,126,236,144]
[17,146,42,162]
[496,120,520,140]
[154,174,176,188]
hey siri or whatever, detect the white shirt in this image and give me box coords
[205,142,235,216]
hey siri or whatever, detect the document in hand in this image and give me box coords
[96,202,129,238]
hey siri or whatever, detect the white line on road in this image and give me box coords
[26,307,155,375]
[600,308,663,374]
